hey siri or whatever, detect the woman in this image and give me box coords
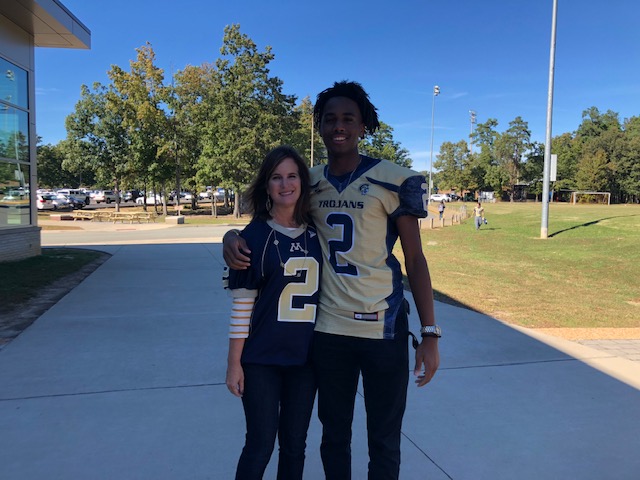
[438,200,445,220]
[224,145,322,480]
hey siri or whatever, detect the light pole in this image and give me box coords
[428,85,440,204]
[310,113,314,168]
[469,110,477,154]
[541,0,558,239]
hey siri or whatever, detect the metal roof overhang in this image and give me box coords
[0,0,90,49]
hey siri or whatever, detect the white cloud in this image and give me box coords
[36,87,61,96]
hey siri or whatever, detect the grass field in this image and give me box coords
[409,202,640,329]
[0,248,104,316]
[26,201,640,330]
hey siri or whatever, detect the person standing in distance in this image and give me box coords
[473,201,485,230]
[224,81,440,480]
[224,145,322,480]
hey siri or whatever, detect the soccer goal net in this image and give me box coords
[570,191,611,205]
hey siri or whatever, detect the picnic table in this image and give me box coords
[71,211,112,222]
[71,211,95,221]
[110,211,157,223]
[71,210,157,223]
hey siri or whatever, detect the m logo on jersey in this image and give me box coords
[359,184,370,195]
[290,242,305,253]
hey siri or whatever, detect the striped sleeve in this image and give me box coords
[229,297,255,339]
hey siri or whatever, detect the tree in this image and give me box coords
[36,142,77,188]
[359,121,412,167]
[574,107,623,200]
[618,116,640,202]
[64,83,131,211]
[469,118,502,194]
[521,141,544,200]
[575,149,610,191]
[575,107,621,139]
[494,116,532,201]
[201,24,298,217]
[433,140,470,193]
[109,43,172,214]
[551,132,579,191]
[172,63,220,215]
[289,96,325,167]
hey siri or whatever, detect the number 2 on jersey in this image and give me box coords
[278,257,320,322]
[326,212,358,276]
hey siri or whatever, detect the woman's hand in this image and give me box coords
[226,362,245,397]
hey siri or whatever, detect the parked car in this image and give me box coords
[198,190,212,200]
[36,193,57,210]
[57,188,90,205]
[448,193,461,201]
[136,193,164,205]
[430,193,450,202]
[93,190,118,204]
[213,188,234,201]
[2,189,26,201]
[52,194,72,210]
[168,191,195,202]
[122,190,141,202]
[62,194,86,209]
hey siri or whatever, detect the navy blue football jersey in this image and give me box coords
[227,219,322,366]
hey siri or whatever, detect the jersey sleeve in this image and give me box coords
[225,225,264,296]
[395,174,428,219]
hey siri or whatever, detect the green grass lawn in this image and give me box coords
[25,201,640,329]
[0,248,104,316]
[406,202,640,329]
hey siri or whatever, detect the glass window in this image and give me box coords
[0,57,28,109]
[0,162,31,227]
[0,106,29,163]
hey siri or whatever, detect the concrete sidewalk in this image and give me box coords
[1,240,639,479]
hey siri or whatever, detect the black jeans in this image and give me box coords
[235,363,316,480]
[312,327,409,480]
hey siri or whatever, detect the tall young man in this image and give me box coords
[224,81,440,479]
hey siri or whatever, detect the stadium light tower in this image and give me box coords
[541,0,558,239]
[428,85,440,204]
[469,110,477,154]
[310,112,314,167]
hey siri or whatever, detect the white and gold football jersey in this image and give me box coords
[310,155,428,339]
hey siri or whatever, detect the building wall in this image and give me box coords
[0,13,40,262]
[0,2,88,263]
[0,226,40,261]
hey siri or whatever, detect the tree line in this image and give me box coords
[35,24,639,210]
[434,108,640,203]
[36,25,409,215]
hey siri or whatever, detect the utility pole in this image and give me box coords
[310,113,314,168]
[541,0,558,239]
[428,85,440,204]
[469,110,477,154]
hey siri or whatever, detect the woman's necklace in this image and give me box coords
[272,226,308,277]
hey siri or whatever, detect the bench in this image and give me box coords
[71,211,95,221]
[110,211,157,224]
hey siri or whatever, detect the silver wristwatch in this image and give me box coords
[420,325,441,338]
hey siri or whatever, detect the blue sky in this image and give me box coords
[35,0,639,172]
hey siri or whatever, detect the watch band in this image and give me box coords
[419,325,441,338]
